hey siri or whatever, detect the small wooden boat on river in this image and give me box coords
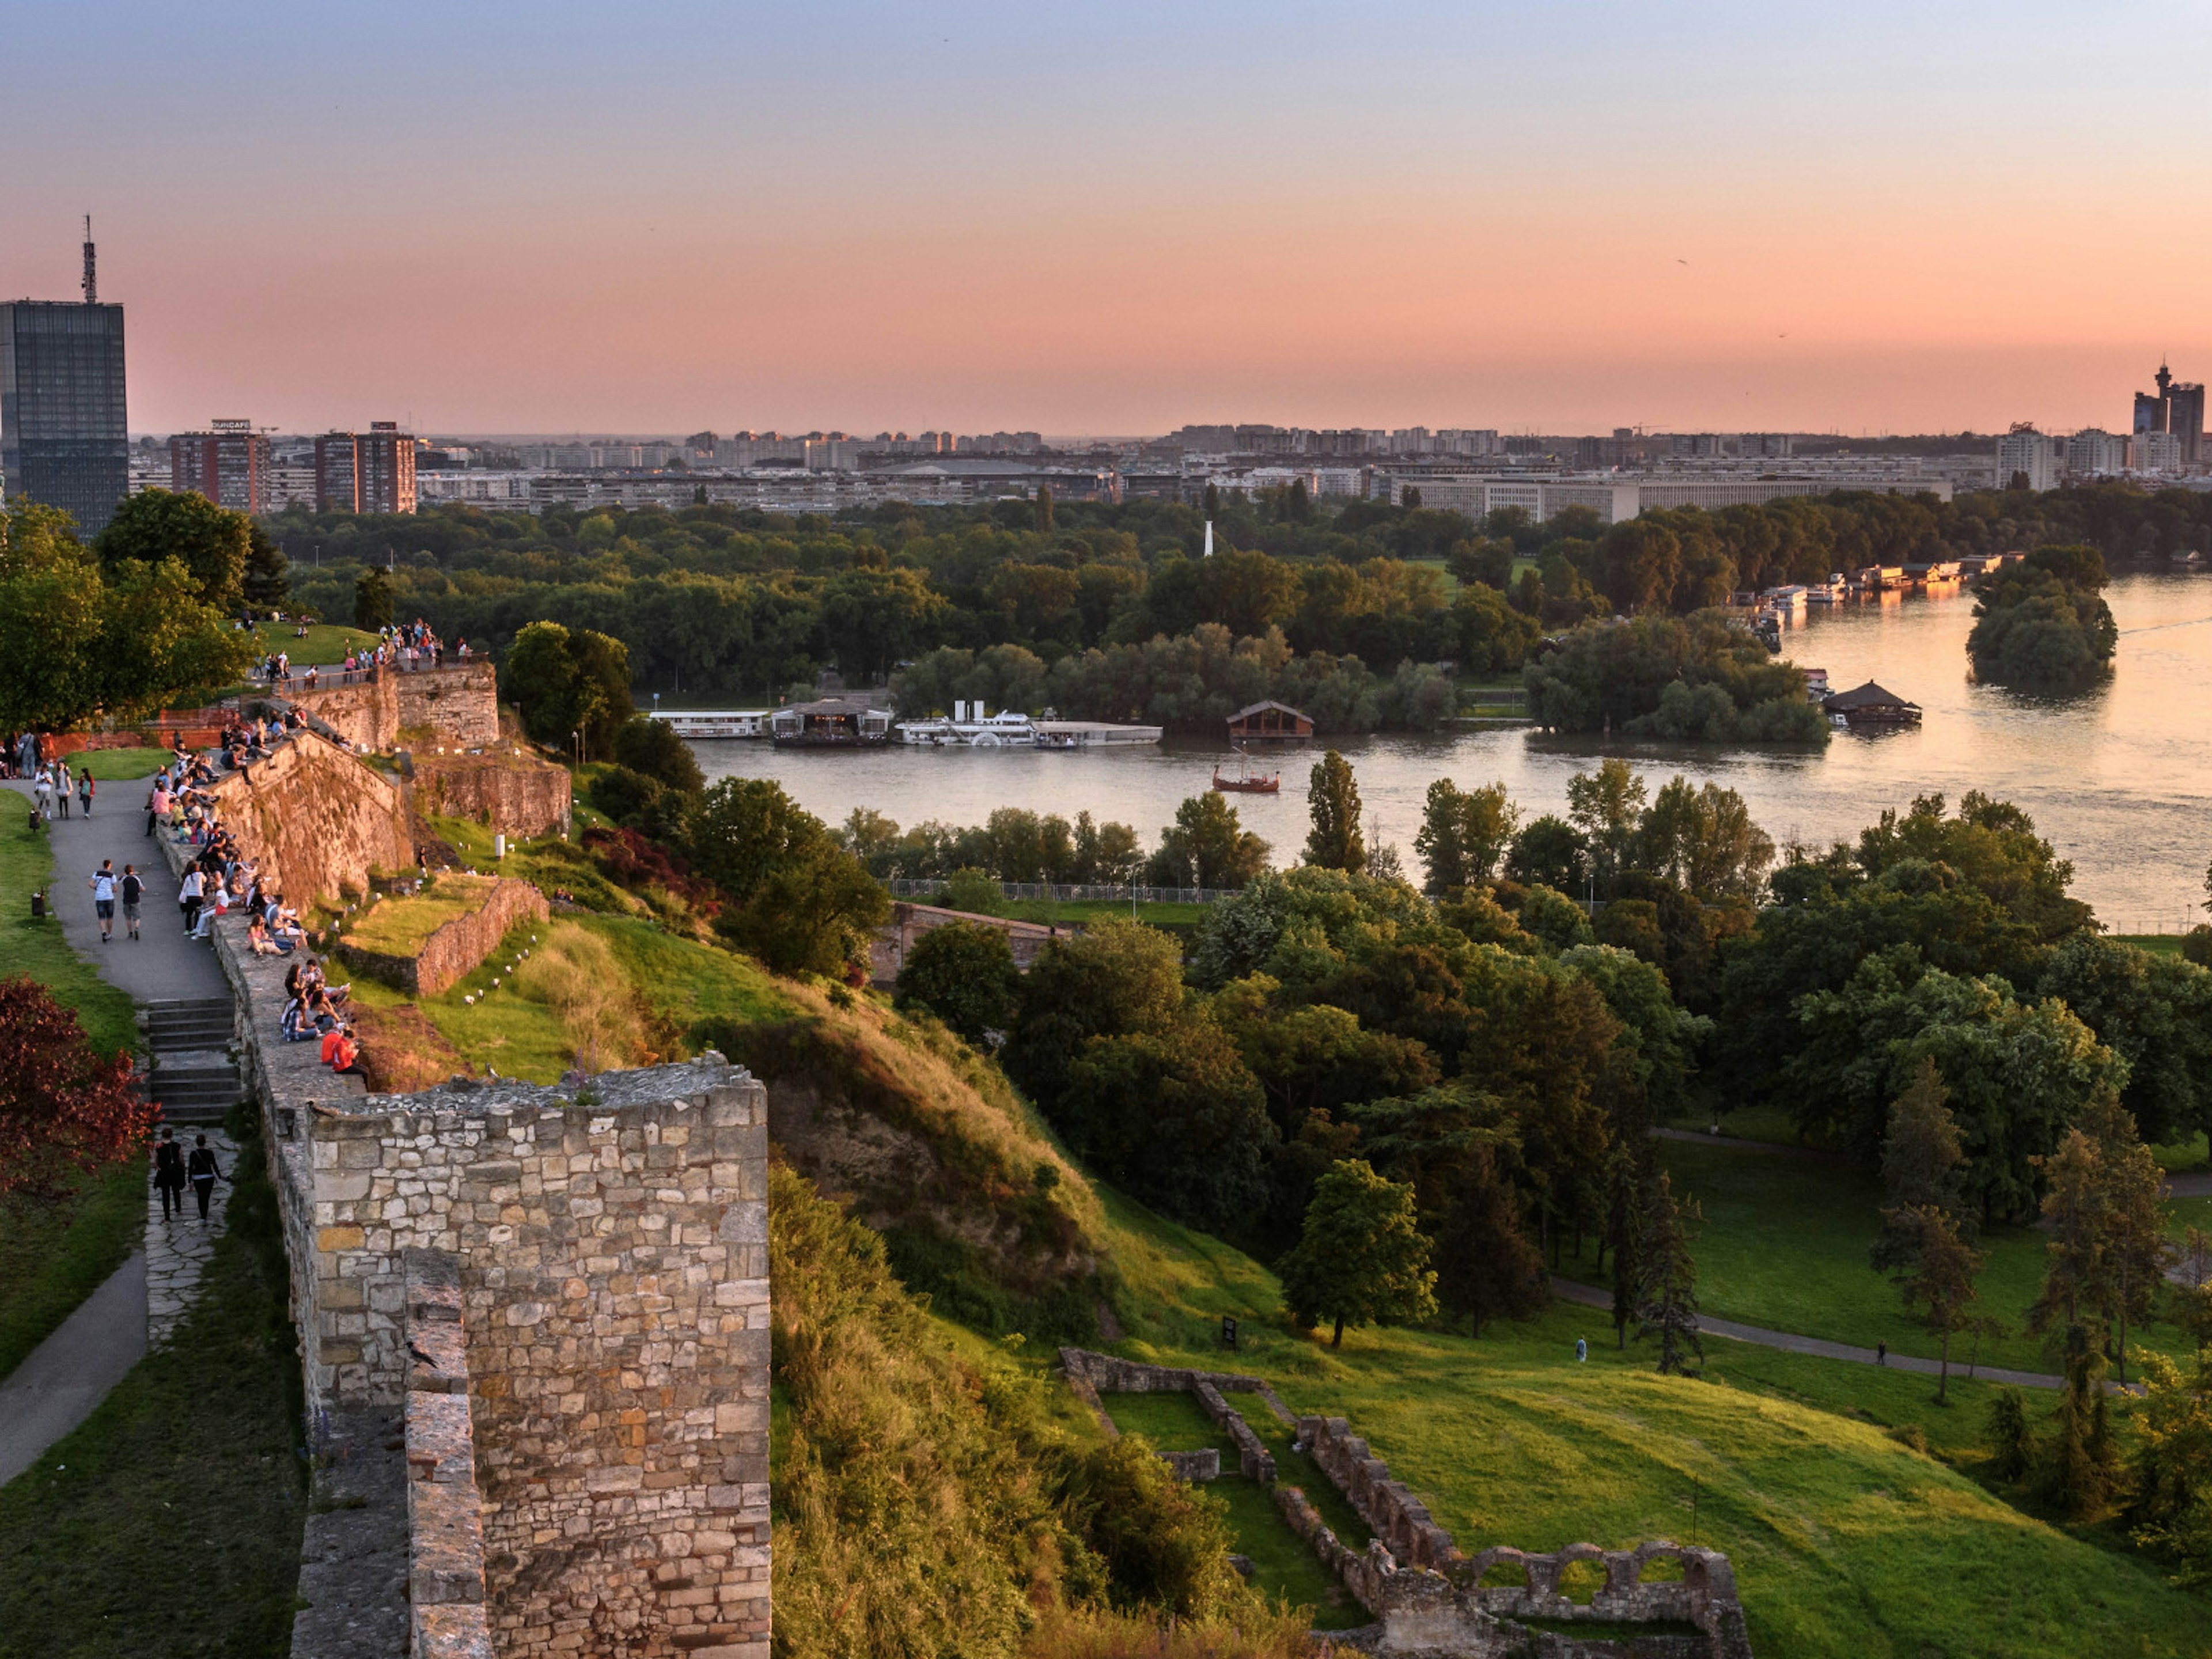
[1212,748,1281,793]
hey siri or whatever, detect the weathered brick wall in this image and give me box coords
[399,663,502,747]
[204,731,413,907]
[414,753,572,838]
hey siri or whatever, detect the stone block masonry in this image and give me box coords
[288,663,502,755]
[414,752,573,839]
[202,730,414,908]
[203,899,771,1659]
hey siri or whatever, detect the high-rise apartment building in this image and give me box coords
[2065,428,2129,476]
[169,418,269,512]
[316,422,416,513]
[1996,424,2058,491]
[0,229,128,533]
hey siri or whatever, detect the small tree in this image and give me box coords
[1035,484,1055,535]
[2040,1323,2117,1520]
[353,565,393,631]
[1278,1159,1438,1349]
[2084,1091,2173,1387]
[1885,1202,1984,1403]
[242,521,290,612]
[895,921,1020,1047]
[1303,750,1365,873]
[1986,1387,2033,1483]
[1871,1058,1965,1271]
[1605,1138,1652,1349]
[1150,793,1270,891]
[0,976,154,1199]
[612,714,706,795]
[2127,1354,2212,1586]
[1634,1168,1702,1376]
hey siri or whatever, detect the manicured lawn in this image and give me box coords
[1099,1390,1368,1629]
[998,897,1213,929]
[1085,1187,2212,1659]
[0,816,137,1056]
[0,810,145,1389]
[236,619,380,666]
[0,1113,305,1657]
[69,747,173,783]
[2113,933,2190,959]
[1578,1138,2212,1377]
[0,1162,144,1385]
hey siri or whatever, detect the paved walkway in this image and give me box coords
[147,1130,238,1345]
[2,777,228,1003]
[0,1253,148,1486]
[1,775,238,1486]
[1550,1277,2069,1390]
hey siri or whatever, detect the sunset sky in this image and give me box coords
[6,0,2205,437]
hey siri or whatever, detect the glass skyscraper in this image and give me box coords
[0,299,129,535]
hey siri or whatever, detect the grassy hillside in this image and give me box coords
[1074,1188,2212,1659]
[721,983,1114,1345]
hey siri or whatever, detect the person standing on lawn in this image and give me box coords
[151,1128,187,1221]
[119,863,143,941]
[186,1134,225,1221]
[88,858,117,943]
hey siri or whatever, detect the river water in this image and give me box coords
[687,572,2212,933]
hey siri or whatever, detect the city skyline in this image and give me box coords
[6,1,2209,435]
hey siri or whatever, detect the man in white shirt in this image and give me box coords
[88,859,118,943]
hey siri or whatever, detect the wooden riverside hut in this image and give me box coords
[1225,700,1315,742]
[1823,680,1922,728]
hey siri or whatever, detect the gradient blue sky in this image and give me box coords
[4,1,2205,435]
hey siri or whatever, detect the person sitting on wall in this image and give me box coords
[320,1022,363,1075]
[247,915,289,957]
[281,994,313,1042]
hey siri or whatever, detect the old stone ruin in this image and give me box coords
[1060,1350,1755,1659]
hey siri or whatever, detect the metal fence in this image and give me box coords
[887,878,1237,905]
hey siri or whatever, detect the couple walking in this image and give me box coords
[151,1128,226,1221]
[87,858,144,943]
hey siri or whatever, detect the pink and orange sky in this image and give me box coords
[7,0,2207,437]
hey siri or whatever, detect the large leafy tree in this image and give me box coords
[505,619,634,756]
[94,487,249,609]
[1002,917,1187,1107]
[1147,792,1270,891]
[1277,1158,1437,1348]
[243,520,290,611]
[687,778,889,976]
[1414,778,1518,895]
[0,503,249,730]
[894,921,1020,1048]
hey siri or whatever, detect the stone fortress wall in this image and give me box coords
[285,662,503,753]
[334,876,551,998]
[1060,1349,1754,1659]
[203,730,414,908]
[181,846,770,1659]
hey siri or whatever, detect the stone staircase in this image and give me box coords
[140,995,244,1126]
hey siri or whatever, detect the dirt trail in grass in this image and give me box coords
[1550,1277,2067,1389]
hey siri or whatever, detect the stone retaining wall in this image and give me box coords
[412,753,571,838]
[287,664,501,754]
[335,876,550,997]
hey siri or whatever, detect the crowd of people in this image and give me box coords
[257,618,472,690]
[148,722,364,1080]
[7,746,96,823]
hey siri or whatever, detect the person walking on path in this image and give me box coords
[179,866,204,935]
[77,768,93,817]
[185,1135,225,1221]
[119,863,143,942]
[34,767,54,823]
[152,1128,187,1221]
[88,859,118,943]
[54,760,70,819]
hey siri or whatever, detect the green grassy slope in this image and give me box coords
[1077,1187,2212,1659]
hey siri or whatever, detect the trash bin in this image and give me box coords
[30,890,44,919]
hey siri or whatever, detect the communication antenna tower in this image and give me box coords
[81,216,97,304]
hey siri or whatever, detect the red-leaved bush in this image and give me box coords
[0,975,156,1198]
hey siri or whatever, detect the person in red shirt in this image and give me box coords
[321,1025,363,1075]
